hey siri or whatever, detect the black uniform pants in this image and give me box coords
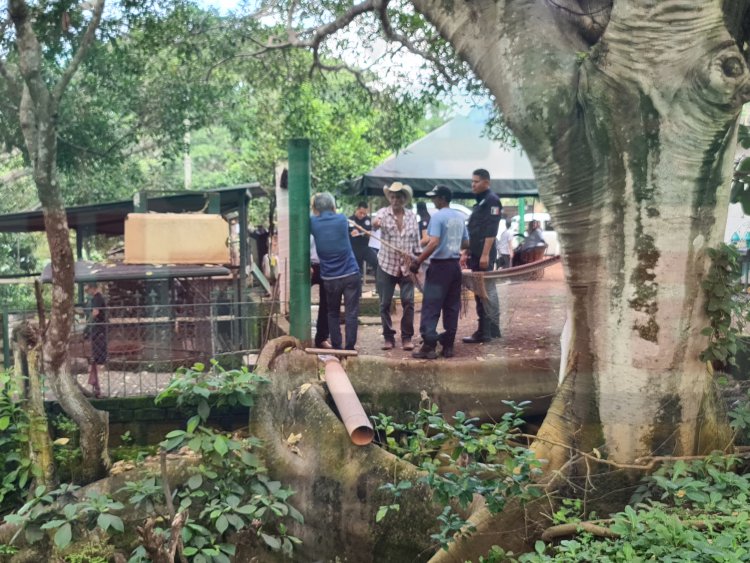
[419,259,462,346]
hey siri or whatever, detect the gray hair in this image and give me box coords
[312,192,336,213]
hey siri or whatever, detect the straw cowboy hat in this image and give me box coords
[383,182,413,200]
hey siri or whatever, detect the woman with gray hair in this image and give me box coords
[310,192,361,350]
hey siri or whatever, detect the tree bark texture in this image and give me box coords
[12,323,55,488]
[413,0,749,468]
[9,0,110,483]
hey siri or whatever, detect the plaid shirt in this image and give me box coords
[375,206,421,277]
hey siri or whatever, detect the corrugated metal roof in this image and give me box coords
[0,184,264,235]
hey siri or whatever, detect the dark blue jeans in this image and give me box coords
[419,259,462,346]
[324,273,361,350]
[376,266,414,342]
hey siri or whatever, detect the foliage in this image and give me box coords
[0,372,37,516]
[126,363,303,561]
[523,455,750,562]
[731,124,750,214]
[155,360,267,421]
[700,244,750,368]
[56,538,114,563]
[51,414,83,483]
[373,400,543,549]
[4,484,124,550]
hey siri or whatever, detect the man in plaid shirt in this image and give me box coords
[372,182,421,351]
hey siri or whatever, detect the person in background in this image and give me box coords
[519,219,545,250]
[462,168,502,343]
[310,235,331,348]
[310,193,361,351]
[84,283,107,398]
[409,185,468,359]
[348,202,379,284]
[495,218,514,269]
[416,201,432,247]
[373,182,421,351]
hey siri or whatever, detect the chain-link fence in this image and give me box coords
[2,299,286,398]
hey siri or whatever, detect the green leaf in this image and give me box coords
[261,533,281,550]
[54,523,72,549]
[187,415,201,434]
[216,514,229,534]
[0,416,9,431]
[214,436,229,456]
[376,505,389,523]
[198,399,211,421]
[187,474,203,490]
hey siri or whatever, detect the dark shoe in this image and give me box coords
[315,340,332,349]
[402,338,414,351]
[382,339,395,350]
[462,331,491,344]
[441,345,455,358]
[490,325,502,338]
[412,344,437,360]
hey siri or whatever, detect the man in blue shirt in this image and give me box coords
[409,185,469,359]
[310,192,361,350]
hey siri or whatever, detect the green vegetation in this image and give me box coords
[700,243,750,370]
[0,363,303,561]
[373,400,543,549]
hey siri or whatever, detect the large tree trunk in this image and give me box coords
[414,0,747,468]
[10,0,110,483]
[406,1,750,558]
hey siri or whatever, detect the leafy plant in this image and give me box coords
[0,371,37,514]
[525,455,750,561]
[134,363,302,561]
[4,484,124,550]
[700,244,750,369]
[373,400,543,549]
[155,360,268,422]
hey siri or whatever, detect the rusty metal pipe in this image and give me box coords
[323,357,374,446]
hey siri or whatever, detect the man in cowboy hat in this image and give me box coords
[372,182,421,351]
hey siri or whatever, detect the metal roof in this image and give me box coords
[0,184,264,235]
[40,260,231,283]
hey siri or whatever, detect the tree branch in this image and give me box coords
[374,0,459,86]
[9,0,49,115]
[0,13,21,100]
[52,0,105,108]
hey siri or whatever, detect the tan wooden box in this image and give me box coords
[124,213,230,264]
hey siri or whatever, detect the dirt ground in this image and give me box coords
[342,262,568,362]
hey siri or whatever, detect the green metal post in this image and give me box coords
[75,228,85,304]
[288,139,311,341]
[518,197,526,237]
[2,309,9,369]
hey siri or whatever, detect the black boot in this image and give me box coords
[412,343,437,359]
[462,331,491,344]
[438,333,455,357]
[490,324,502,338]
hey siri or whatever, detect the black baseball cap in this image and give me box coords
[425,184,452,201]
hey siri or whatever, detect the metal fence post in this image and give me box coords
[287,139,311,341]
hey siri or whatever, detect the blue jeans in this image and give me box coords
[376,266,414,342]
[324,273,361,350]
